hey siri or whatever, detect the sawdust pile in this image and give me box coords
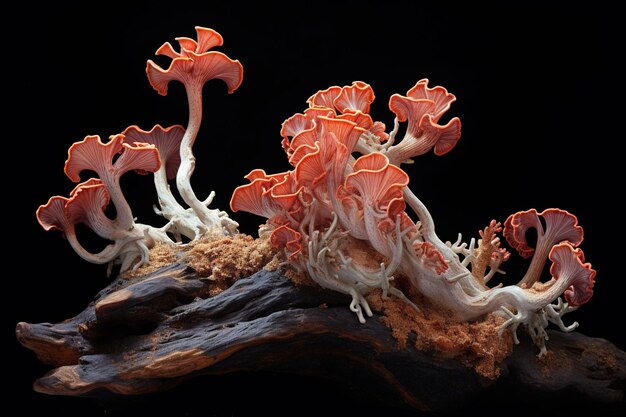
[123,242,178,278]
[366,288,513,379]
[184,234,274,295]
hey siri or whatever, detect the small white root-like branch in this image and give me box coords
[302,210,418,323]
[446,233,468,255]
[218,210,239,235]
[498,306,523,345]
[384,117,400,149]
[545,298,579,333]
[354,117,400,156]
[387,287,420,313]
[348,287,373,324]
[497,297,580,356]
[460,238,476,267]
[445,271,471,283]
[305,239,372,324]
[202,191,216,207]
[386,215,413,277]
[322,212,339,242]
[483,248,508,284]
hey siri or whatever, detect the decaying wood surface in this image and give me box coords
[16,262,626,412]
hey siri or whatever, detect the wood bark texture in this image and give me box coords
[16,263,626,412]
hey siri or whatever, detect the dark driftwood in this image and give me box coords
[16,262,626,412]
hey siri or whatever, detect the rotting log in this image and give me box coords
[16,263,626,412]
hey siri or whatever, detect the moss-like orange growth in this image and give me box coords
[124,242,179,278]
[366,289,513,379]
[184,234,274,296]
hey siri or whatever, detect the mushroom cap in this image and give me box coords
[307,85,342,110]
[307,82,375,115]
[66,180,116,237]
[388,81,462,157]
[549,242,595,306]
[334,81,375,114]
[378,198,417,238]
[542,208,584,247]
[388,94,461,157]
[147,52,243,96]
[294,141,328,188]
[69,178,104,197]
[421,114,462,156]
[284,109,335,163]
[230,172,300,220]
[281,113,314,139]
[65,135,121,182]
[122,124,185,180]
[389,95,435,124]
[504,208,583,259]
[156,27,225,59]
[346,153,409,211]
[405,78,457,123]
[146,27,243,96]
[270,224,302,259]
[65,135,161,183]
[413,241,448,275]
[36,196,71,232]
[293,117,365,186]
[503,209,540,259]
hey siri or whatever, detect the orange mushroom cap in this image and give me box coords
[293,117,365,186]
[306,82,375,115]
[413,241,448,275]
[541,208,584,247]
[64,135,161,183]
[388,94,461,156]
[66,181,115,236]
[405,79,457,123]
[334,81,375,114]
[504,208,583,259]
[346,153,409,210]
[122,124,184,180]
[146,27,243,96]
[36,196,71,232]
[230,172,301,219]
[270,224,302,260]
[307,85,342,110]
[549,242,595,306]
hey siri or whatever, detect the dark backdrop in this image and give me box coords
[8,3,622,416]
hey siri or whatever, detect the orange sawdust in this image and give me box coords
[183,233,274,296]
[123,242,178,278]
[538,340,619,377]
[284,265,316,287]
[263,253,281,272]
[366,288,513,379]
[265,248,317,287]
[343,236,388,270]
[537,350,565,378]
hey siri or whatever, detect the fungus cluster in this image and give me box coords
[232,79,596,354]
[38,26,596,355]
[37,27,242,273]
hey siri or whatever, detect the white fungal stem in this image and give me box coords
[176,80,233,235]
[383,117,400,149]
[461,238,476,267]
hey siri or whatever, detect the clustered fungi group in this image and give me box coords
[37,27,595,355]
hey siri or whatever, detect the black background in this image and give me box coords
[8,3,623,416]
